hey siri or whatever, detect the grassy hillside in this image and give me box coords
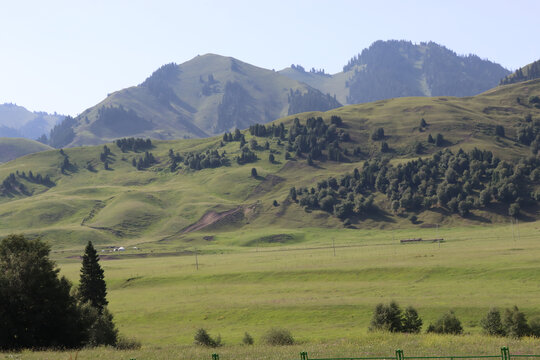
[60,55,340,147]
[500,59,540,85]
[0,137,52,163]
[0,80,539,249]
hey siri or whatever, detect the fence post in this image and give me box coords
[301,351,309,360]
[501,347,510,360]
[396,349,404,360]
[212,353,219,360]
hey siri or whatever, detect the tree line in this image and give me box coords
[115,137,153,152]
[1,171,54,197]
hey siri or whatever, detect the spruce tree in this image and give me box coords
[79,241,108,312]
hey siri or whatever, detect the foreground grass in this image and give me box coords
[41,222,540,346]
[6,333,540,360]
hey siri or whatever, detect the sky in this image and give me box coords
[1,0,539,116]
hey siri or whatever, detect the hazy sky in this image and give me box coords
[1,0,539,115]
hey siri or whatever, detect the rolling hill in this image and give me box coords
[54,54,341,148]
[500,59,540,85]
[0,137,52,163]
[0,103,64,140]
[0,79,538,249]
[279,40,510,105]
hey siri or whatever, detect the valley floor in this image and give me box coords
[42,222,540,348]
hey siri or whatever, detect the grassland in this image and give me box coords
[2,221,536,359]
[0,137,51,163]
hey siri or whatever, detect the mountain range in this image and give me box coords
[0,103,64,140]
[45,40,510,148]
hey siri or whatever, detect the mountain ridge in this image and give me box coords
[0,103,64,140]
[60,54,341,148]
[279,40,510,105]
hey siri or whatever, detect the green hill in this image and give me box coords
[0,137,52,163]
[54,54,341,148]
[280,40,510,105]
[0,79,539,249]
[500,59,540,85]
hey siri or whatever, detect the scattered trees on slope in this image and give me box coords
[295,148,540,221]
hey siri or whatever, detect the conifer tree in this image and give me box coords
[79,241,108,312]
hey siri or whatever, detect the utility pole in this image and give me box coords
[332,238,336,257]
[437,224,440,249]
[511,219,515,242]
[516,217,520,242]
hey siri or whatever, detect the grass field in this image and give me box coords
[19,221,533,357]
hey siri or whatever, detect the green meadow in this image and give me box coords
[20,221,534,359]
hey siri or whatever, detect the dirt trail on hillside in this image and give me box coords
[181,206,244,234]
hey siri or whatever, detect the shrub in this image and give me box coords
[115,336,142,350]
[194,328,221,347]
[242,332,254,345]
[261,328,294,345]
[495,125,505,137]
[480,308,505,336]
[371,127,385,141]
[402,306,423,333]
[436,133,444,147]
[370,301,403,332]
[503,306,530,338]
[529,317,540,337]
[82,305,118,346]
[426,311,463,334]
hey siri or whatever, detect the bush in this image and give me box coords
[426,311,463,334]
[194,328,221,347]
[402,306,423,333]
[529,317,540,337]
[371,127,385,141]
[261,328,294,345]
[242,332,254,345]
[115,336,142,350]
[503,306,530,338]
[251,168,258,177]
[370,301,403,332]
[83,305,118,346]
[480,308,505,336]
[495,125,505,137]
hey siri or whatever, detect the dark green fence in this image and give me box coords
[211,347,540,360]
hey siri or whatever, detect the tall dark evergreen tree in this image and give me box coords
[79,241,108,312]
